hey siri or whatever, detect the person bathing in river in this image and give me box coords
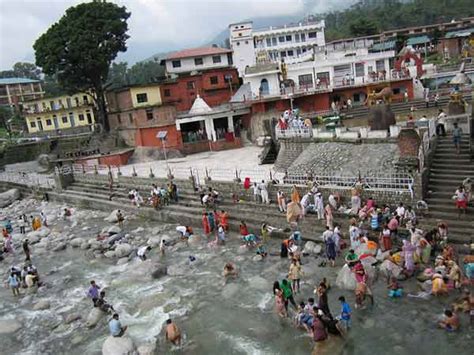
[223,262,238,284]
[165,319,181,346]
[137,245,151,261]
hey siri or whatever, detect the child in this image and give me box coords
[337,296,351,330]
[388,277,403,298]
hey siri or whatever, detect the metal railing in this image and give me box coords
[282,172,414,193]
[275,126,312,139]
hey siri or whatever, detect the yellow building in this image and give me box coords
[23,93,96,133]
[129,85,163,108]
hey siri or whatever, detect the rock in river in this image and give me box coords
[102,336,137,355]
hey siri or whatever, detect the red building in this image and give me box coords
[159,67,240,112]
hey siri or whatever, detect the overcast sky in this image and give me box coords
[0,0,351,70]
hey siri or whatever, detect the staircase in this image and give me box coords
[259,142,279,165]
[423,134,473,243]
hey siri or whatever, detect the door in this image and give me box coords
[37,119,43,131]
[69,113,75,127]
[53,116,59,129]
[260,78,269,95]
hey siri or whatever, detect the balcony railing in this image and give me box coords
[275,125,312,139]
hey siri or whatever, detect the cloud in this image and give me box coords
[0,0,351,69]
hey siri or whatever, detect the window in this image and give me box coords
[46,119,52,126]
[62,116,68,124]
[83,95,88,104]
[49,101,55,110]
[42,102,46,109]
[355,63,365,77]
[286,35,292,41]
[128,113,133,124]
[66,98,72,108]
[295,34,300,43]
[58,99,63,107]
[172,60,181,68]
[245,40,248,44]
[300,33,306,42]
[297,49,301,56]
[86,113,92,122]
[194,57,203,65]
[236,42,240,46]
[317,71,330,84]
[266,38,271,47]
[187,81,195,90]
[146,108,153,120]
[164,89,171,97]
[278,36,285,43]
[393,88,401,95]
[280,51,287,57]
[238,33,242,37]
[287,50,294,57]
[210,76,218,85]
[30,121,36,128]
[74,97,79,106]
[79,114,85,121]
[136,93,148,103]
[240,25,244,28]
[368,66,373,73]
[298,74,313,88]
[308,32,317,38]
[117,114,121,124]
[271,37,277,46]
[376,59,385,72]
[212,55,221,64]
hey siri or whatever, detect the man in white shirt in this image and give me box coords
[300,192,312,216]
[252,183,260,203]
[396,203,405,218]
[259,180,269,204]
[436,109,447,136]
[137,246,151,261]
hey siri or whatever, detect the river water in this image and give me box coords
[0,199,472,355]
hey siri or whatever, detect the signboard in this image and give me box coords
[156,131,168,140]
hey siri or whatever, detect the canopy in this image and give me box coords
[407,35,430,46]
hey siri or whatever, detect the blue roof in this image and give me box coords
[407,35,430,46]
[0,77,40,85]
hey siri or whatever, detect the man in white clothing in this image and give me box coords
[300,192,312,216]
[137,246,151,261]
[252,183,261,203]
[314,193,324,220]
[259,180,269,204]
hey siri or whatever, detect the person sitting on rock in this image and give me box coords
[109,313,127,337]
[137,246,151,261]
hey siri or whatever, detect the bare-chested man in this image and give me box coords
[165,318,181,346]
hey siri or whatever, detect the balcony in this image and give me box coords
[251,82,330,101]
[333,70,411,89]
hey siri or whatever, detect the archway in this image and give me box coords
[394,48,424,78]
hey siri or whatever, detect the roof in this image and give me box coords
[166,47,232,60]
[0,77,40,85]
[188,95,212,115]
[445,28,474,38]
[230,83,252,103]
[407,35,430,46]
[370,40,396,52]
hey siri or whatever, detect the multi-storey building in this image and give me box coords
[230,20,326,75]
[159,46,239,112]
[161,46,233,76]
[23,93,95,133]
[0,78,44,107]
[106,84,179,149]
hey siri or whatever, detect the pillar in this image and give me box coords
[227,114,234,133]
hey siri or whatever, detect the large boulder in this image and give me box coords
[52,242,67,252]
[65,313,82,324]
[115,243,132,258]
[102,336,137,355]
[0,189,20,208]
[104,251,116,258]
[146,236,162,248]
[104,210,120,223]
[151,265,167,279]
[37,227,51,238]
[0,319,22,334]
[108,225,122,234]
[70,238,84,248]
[33,299,51,310]
[85,307,106,328]
[303,241,322,255]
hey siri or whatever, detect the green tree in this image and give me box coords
[349,18,378,37]
[12,62,41,80]
[33,1,130,131]
[107,62,129,89]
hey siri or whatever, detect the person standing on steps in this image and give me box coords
[452,122,463,154]
[454,185,468,218]
[22,239,31,261]
[436,109,447,136]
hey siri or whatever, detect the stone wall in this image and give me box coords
[274,138,311,172]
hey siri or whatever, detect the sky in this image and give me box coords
[0,0,352,70]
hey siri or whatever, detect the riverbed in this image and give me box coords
[0,199,472,354]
